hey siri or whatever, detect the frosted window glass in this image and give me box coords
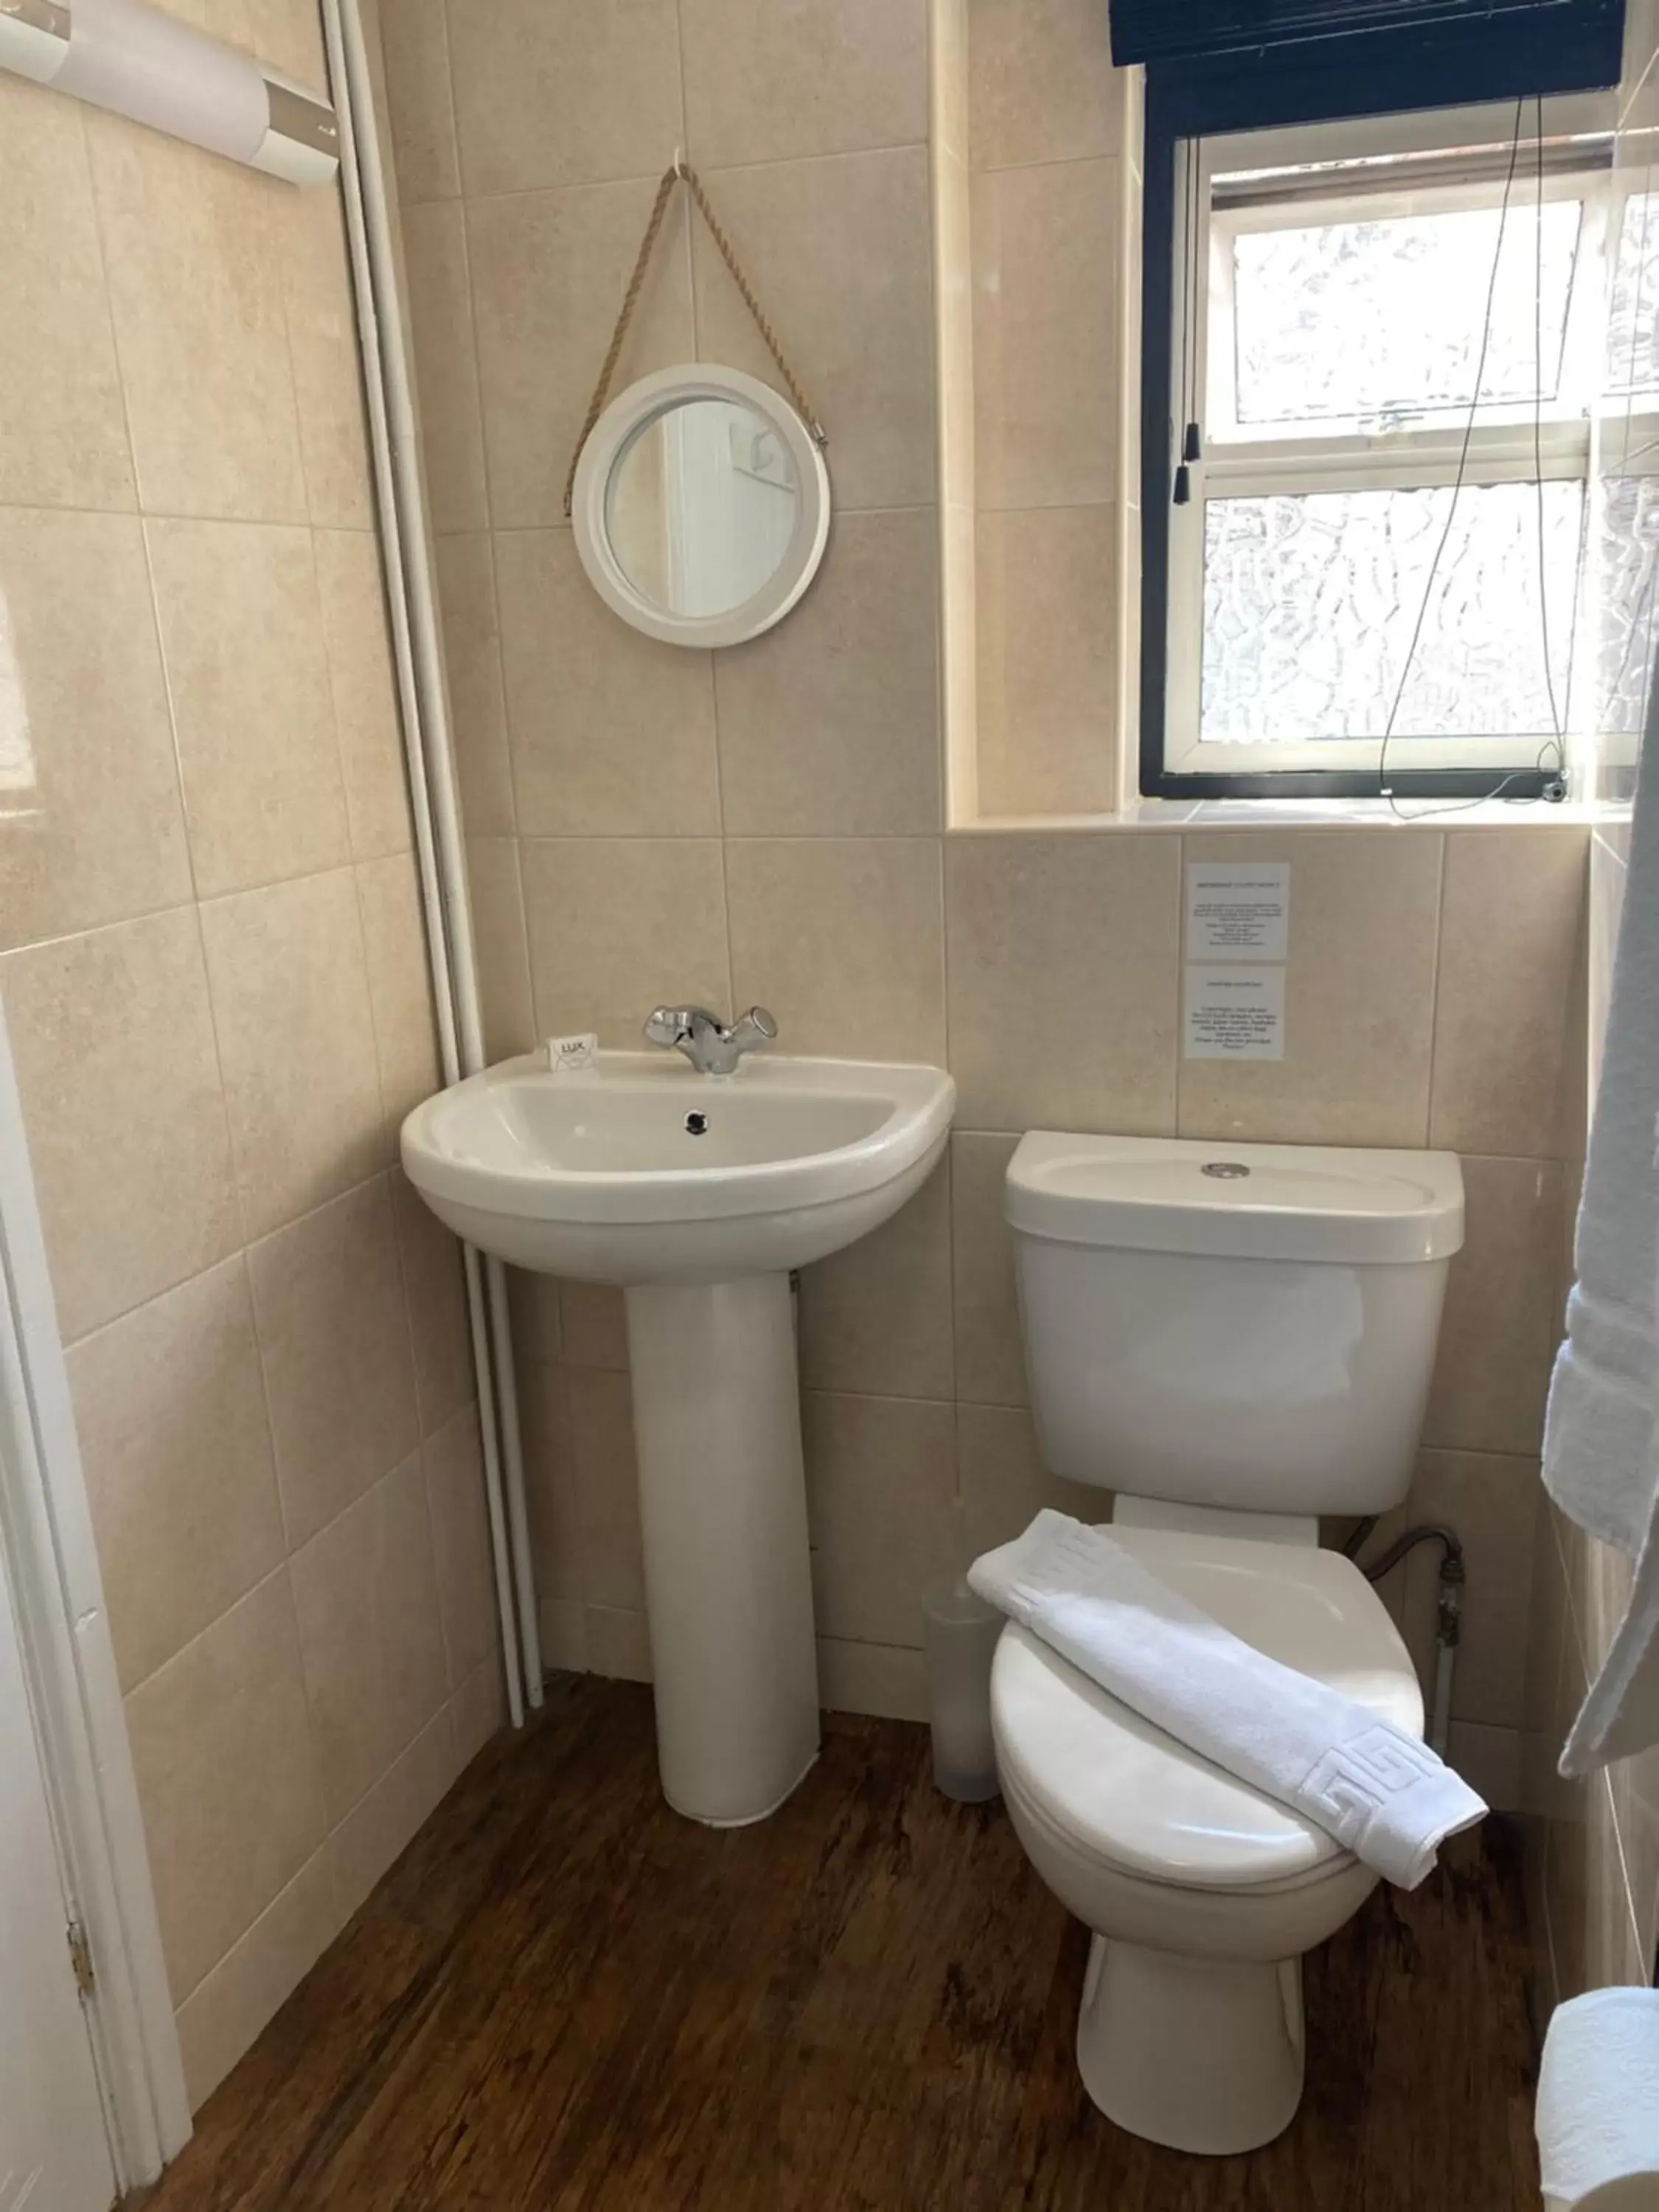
[1232,202,1581,428]
[1606,193,1659,397]
[1200,480,1582,743]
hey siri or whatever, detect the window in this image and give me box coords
[1143,92,1659,798]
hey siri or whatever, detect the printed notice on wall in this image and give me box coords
[1186,861,1290,961]
[1185,965,1286,1060]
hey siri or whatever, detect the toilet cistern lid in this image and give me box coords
[1004,1133,1464,1266]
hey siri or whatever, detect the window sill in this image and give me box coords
[954,794,1612,834]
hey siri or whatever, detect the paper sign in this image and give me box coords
[1185,965,1286,1060]
[1186,861,1290,961]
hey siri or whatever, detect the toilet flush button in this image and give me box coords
[1201,1161,1251,1179]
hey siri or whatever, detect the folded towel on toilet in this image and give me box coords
[967,1510,1486,1889]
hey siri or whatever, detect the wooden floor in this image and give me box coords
[142,1677,1540,2211]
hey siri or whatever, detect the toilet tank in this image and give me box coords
[1006,1134,1465,1518]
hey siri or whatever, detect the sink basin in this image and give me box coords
[400,1050,955,1284]
[400,1048,956,1831]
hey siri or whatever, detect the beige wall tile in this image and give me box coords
[446,0,684,197]
[125,1569,327,2003]
[956,1399,1108,1552]
[451,1654,507,1767]
[936,149,976,507]
[173,1848,340,2111]
[727,838,945,1062]
[1369,1448,1540,1732]
[147,518,351,900]
[423,1404,500,1688]
[248,1175,420,1547]
[495,529,720,835]
[507,1267,563,1368]
[465,837,538,1060]
[681,0,927,167]
[560,1281,630,1371]
[1427,1155,1564,1458]
[314,529,414,863]
[818,1638,928,1722]
[434,534,515,839]
[381,0,460,204]
[586,1603,653,1681]
[803,1390,957,1646]
[1430,829,1588,1158]
[357,851,441,1147]
[967,0,1123,170]
[0,80,133,509]
[469,179,694,530]
[946,831,1180,1133]
[973,158,1118,510]
[568,1367,646,1611]
[799,1159,954,1400]
[279,186,375,530]
[199,869,385,1239]
[1178,831,1443,1147]
[393,1172,475,1436]
[402,201,489,534]
[522,837,731,1047]
[69,1257,284,1694]
[290,1453,448,1821]
[520,1360,584,1601]
[692,148,936,515]
[950,1131,1026,1408]
[540,1594,590,1673]
[975,505,1118,817]
[329,1709,457,1924]
[0,509,190,952]
[246,0,326,80]
[2,909,240,1342]
[88,118,306,522]
[714,508,942,835]
[1445,1720,1522,1812]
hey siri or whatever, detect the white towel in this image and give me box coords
[967,1511,1486,1890]
[1543,709,1659,1775]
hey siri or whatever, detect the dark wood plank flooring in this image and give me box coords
[142,1676,1540,2211]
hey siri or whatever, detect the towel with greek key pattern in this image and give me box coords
[969,1512,1485,1889]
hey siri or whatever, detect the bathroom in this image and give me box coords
[1,0,1656,2202]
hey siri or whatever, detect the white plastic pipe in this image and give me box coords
[321,0,543,1718]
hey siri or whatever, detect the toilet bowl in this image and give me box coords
[991,1523,1422,2154]
[998,1132,1464,2154]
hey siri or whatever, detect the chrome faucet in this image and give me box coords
[643,1003,778,1077]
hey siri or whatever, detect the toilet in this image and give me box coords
[995,1131,1466,2156]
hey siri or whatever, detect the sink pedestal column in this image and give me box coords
[625,1271,821,1825]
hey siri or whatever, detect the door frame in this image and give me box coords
[0,1000,191,2188]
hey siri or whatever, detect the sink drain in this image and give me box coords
[685,1110,709,1136]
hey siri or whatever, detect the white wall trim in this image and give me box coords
[0,1000,190,2185]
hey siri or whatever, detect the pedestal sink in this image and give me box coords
[400,1050,954,1825]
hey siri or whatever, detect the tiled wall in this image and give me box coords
[1525,0,1659,2018]
[380,0,1589,1798]
[0,0,498,2109]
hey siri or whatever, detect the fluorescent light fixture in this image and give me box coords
[0,0,338,185]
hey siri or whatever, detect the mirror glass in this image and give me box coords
[604,397,801,620]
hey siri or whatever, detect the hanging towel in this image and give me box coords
[968,1511,1485,1889]
[1543,709,1659,1774]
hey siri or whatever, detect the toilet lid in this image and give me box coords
[990,1526,1425,1891]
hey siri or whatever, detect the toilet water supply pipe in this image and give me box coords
[321,0,543,1723]
[1344,1519,1464,1756]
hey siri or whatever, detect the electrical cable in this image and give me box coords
[1377,94,1582,819]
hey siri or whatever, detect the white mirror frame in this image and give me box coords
[571,362,832,648]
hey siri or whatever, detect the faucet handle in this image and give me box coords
[643,1004,720,1049]
[728,1006,778,1048]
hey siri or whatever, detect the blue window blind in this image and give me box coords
[1110,0,1624,85]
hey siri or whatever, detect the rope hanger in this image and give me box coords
[563,156,829,518]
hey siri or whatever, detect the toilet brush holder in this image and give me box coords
[922,1578,1002,1803]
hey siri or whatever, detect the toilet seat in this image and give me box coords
[990,1526,1424,1893]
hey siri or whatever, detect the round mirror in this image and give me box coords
[571,366,830,648]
